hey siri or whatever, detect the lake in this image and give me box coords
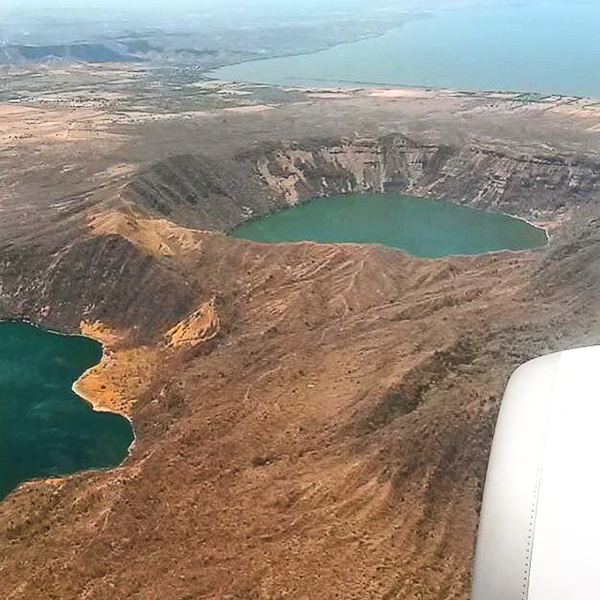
[211,2,600,98]
[231,193,547,257]
[0,321,133,500]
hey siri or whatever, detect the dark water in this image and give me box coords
[231,193,547,257]
[212,2,600,98]
[0,321,133,500]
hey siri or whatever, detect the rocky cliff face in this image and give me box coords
[123,134,600,232]
[247,135,600,217]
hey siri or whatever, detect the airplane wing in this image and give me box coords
[472,346,600,600]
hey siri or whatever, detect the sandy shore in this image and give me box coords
[72,321,157,421]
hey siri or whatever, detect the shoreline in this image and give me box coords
[208,74,591,104]
[204,6,600,101]
[70,323,141,455]
[0,317,137,447]
[204,11,428,79]
[0,320,137,500]
[202,71,600,109]
[71,354,137,455]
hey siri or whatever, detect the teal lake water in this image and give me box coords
[0,321,133,500]
[212,2,600,97]
[231,193,547,257]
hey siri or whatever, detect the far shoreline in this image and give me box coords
[206,3,600,101]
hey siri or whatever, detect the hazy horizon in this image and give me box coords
[0,0,510,18]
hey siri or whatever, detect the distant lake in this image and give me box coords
[212,2,600,98]
[231,193,548,257]
[0,322,133,500]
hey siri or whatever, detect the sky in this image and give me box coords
[1,0,584,21]
[0,0,495,17]
[2,0,363,14]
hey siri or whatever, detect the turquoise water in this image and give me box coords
[212,2,600,98]
[231,193,547,257]
[0,321,133,500]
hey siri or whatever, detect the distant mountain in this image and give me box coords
[0,43,139,64]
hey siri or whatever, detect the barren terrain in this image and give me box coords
[1,74,600,599]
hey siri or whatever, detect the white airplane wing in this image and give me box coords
[472,346,600,600]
